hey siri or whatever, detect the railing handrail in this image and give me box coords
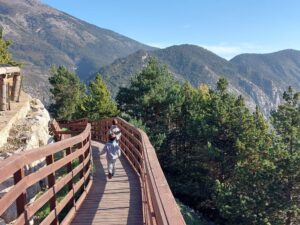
[91,117,186,225]
[0,117,185,225]
[0,122,92,225]
[0,124,90,181]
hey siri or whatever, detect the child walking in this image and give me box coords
[109,119,122,143]
[103,133,121,179]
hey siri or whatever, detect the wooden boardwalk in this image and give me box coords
[71,141,143,225]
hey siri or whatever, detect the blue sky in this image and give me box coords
[42,0,300,59]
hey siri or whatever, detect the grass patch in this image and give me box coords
[72,158,80,168]
[34,202,50,225]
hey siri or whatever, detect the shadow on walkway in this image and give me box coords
[71,141,107,224]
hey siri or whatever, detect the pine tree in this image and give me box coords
[0,28,20,65]
[48,65,86,120]
[117,57,179,148]
[85,73,119,120]
[271,86,300,225]
[214,106,286,225]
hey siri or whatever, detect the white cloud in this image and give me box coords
[146,42,171,49]
[202,43,270,60]
[146,41,274,59]
[202,45,241,58]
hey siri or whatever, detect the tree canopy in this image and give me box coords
[48,65,86,120]
[116,58,300,225]
[49,68,118,121]
[85,73,119,120]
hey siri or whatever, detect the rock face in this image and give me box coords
[22,98,51,150]
[0,98,50,156]
[0,92,31,148]
[0,96,51,224]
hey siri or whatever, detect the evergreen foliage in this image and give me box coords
[116,58,300,224]
[48,65,86,120]
[117,57,180,148]
[0,28,20,66]
[85,73,119,120]
[270,86,300,225]
[49,69,118,121]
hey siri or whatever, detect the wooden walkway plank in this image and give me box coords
[71,141,143,225]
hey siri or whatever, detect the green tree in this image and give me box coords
[167,79,274,221]
[0,28,20,65]
[48,65,86,120]
[216,77,228,95]
[214,107,287,225]
[85,73,119,120]
[117,59,290,224]
[271,86,300,225]
[117,57,180,148]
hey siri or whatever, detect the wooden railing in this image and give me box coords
[91,117,186,225]
[0,117,185,225]
[0,123,92,225]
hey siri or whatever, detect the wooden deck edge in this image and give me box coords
[61,177,93,225]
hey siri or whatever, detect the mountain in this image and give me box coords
[0,0,154,103]
[1,0,299,114]
[97,45,300,115]
[98,45,240,95]
[231,49,300,102]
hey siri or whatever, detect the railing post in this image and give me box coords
[79,141,85,191]
[86,132,93,185]
[66,147,75,206]
[14,167,28,224]
[46,154,58,225]
[12,74,21,102]
[84,137,90,173]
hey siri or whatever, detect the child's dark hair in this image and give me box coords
[112,119,118,125]
[109,133,116,141]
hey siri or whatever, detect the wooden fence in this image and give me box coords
[0,123,92,225]
[0,117,186,225]
[91,117,186,225]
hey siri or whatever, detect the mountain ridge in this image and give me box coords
[0,0,154,102]
[96,45,300,115]
[1,0,299,115]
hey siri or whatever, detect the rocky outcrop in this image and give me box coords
[0,93,31,148]
[0,97,51,224]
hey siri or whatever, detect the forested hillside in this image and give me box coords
[96,46,300,116]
